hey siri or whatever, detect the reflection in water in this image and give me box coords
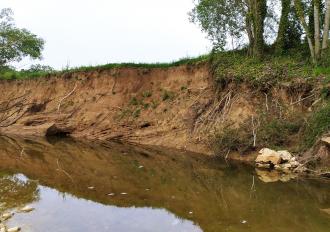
[0,174,39,211]
[0,135,329,232]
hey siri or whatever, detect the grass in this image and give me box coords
[210,51,315,90]
[0,49,326,83]
[0,55,209,80]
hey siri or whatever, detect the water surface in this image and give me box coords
[0,136,329,232]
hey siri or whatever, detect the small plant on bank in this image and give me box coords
[132,108,141,118]
[161,90,175,101]
[130,97,139,106]
[142,91,152,98]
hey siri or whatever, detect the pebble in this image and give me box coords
[107,193,115,196]
[241,220,247,224]
[120,193,128,195]
[88,186,95,190]
[138,166,144,169]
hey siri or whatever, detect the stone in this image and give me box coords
[7,227,21,232]
[281,163,292,169]
[1,213,13,221]
[290,161,300,168]
[321,137,330,145]
[277,150,292,162]
[256,148,281,165]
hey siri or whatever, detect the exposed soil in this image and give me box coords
[0,63,326,159]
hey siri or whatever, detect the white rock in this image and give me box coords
[8,227,21,232]
[282,163,292,169]
[290,161,300,168]
[321,137,330,145]
[278,150,292,162]
[256,148,281,165]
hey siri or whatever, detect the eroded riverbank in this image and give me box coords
[0,136,330,232]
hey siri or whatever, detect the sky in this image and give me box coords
[1,0,211,70]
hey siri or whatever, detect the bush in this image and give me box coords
[161,90,175,101]
[213,113,304,156]
[304,101,330,148]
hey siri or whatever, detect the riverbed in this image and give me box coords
[0,136,329,232]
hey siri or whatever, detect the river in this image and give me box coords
[0,136,329,232]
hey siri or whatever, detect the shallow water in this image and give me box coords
[0,136,329,232]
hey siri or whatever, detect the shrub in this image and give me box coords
[304,101,330,148]
[161,90,175,101]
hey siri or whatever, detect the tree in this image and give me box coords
[294,0,330,63]
[322,0,330,54]
[0,8,44,68]
[190,0,268,57]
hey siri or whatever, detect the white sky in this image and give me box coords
[1,0,211,70]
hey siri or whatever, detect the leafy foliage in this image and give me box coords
[304,101,330,148]
[0,8,44,67]
[189,0,246,50]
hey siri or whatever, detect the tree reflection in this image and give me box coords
[0,174,39,211]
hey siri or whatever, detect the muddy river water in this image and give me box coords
[0,136,329,232]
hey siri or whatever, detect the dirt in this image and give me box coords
[0,63,324,158]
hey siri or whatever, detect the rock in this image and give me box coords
[290,157,296,162]
[1,213,13,221]
[18,205,34,213]
[256,148,282,165]
[282,163,292,169]
[7,227,20,232]
[321,137,330,145]
[278,150,292,162]
[290,161,300,168]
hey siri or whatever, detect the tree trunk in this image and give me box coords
[275,0,291,54]
[322,0,330,54]
[294,0,316,63]
[246,14,255,56]
[252,0,267,58]
[314,0,321,59]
